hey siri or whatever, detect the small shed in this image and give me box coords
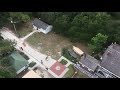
[32,18,53,34]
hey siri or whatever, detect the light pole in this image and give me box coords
[10,18,19,37]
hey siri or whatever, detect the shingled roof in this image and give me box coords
[80,54,100,71]
[101,43,120,77]
[32,18,49,30]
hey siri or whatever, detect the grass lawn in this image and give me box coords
[26,31,91,60]
[74,70,89,78]
[60,59,68,65]
[63,64,89,78]
[17,22,33,38]
[63,65,75,78]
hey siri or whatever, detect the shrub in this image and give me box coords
[60,59,68,65]
[29,61,36,67]
[0,67,16,78]
[1,57,11,66]
[18,51,29,60]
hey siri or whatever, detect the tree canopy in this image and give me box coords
[88,33,108,54]
[9,12,30,23]
[0,12,120,53]
[0,36,16,78]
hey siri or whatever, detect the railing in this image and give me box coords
[74,64,98,78]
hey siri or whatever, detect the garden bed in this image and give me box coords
[63,65,76,78]
[29,61,36,67]
[18,51,29,60]
[60,59,68,65]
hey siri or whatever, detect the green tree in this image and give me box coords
[71,12,111,41]
[53,15,70,35]
[40,12,56,24]
[0,67,16,78]
[9,12,30,23]
[0,12,9,28]
[88,33,108,54]
[0,40,16,57]
[0,57,11,66]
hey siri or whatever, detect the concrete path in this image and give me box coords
[20,30,37,41]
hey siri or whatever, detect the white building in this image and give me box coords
[32,18,53,34]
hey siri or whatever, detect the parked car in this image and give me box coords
[67,49,78,59]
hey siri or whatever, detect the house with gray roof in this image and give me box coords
[32,18,53,34]
[79,53,100,72]
[100,43,120,78]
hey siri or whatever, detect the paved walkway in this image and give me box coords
[0,29,68,78]
[20,30,37,41]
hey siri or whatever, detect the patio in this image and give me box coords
[49,61,69,77]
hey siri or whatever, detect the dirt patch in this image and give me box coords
[26,31,91,60]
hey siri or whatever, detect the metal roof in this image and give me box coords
[9,51,28,72]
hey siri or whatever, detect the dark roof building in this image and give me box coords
[80,54,100,72]
[32,18,49,30]
[101,43,120,77]
[32,18,52,34]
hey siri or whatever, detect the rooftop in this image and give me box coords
[9,51,29,72]
[22,70,42,78]
[101,43,120,77]
[32,18,49,30]
[80,54,100,71]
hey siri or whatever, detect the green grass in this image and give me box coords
[64,64,89,78]
[75,70,89,78]
[26,31,91,60]
[64,65,76,78]
[18,28,33,38]
[26,33,41,47]
[26,32,73,60]
[60,59,68,65]
[12,22,33,38]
